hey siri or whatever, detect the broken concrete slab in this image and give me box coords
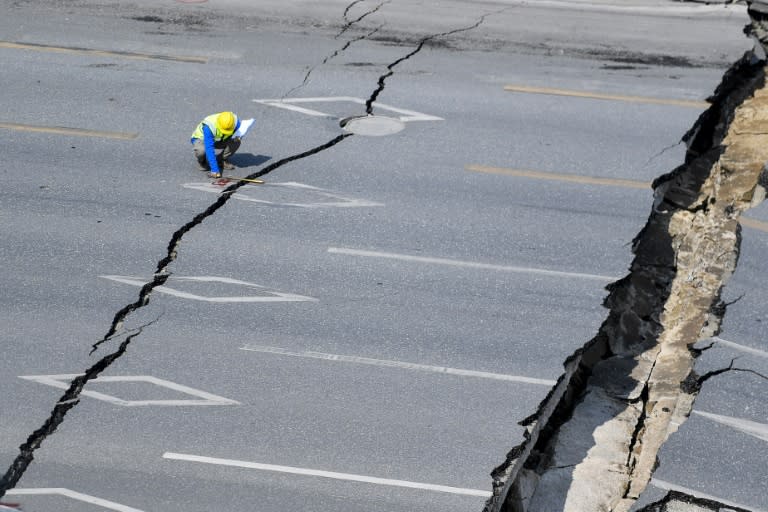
[485,45,768,512]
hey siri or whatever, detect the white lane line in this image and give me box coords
[6,488,145,512]
[651,479,766,512]
[328,247,616,282]
[162,452,492,498]
[693,410,768,443]
[710,336,768,359]
[239,345,557,386]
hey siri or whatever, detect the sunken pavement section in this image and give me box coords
[484,17,768,512]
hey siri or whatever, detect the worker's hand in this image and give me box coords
[209,171,222,179]
[234,136,241,143]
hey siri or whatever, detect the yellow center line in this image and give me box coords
[466,164,768,233]
[504,85,710,109]
[466,164,651,190]
[0,122,138,140]
[0,41,207,64]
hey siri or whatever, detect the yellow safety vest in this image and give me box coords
[191,113,237,141]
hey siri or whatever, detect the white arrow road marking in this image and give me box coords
[253,96,443,122]
[18,375,239,406]
[182,181,383,208]
[100,275,317,303]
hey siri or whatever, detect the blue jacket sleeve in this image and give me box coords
[202,125,219,174]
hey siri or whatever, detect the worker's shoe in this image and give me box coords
[209,171,222,179]
[221,159,236,171]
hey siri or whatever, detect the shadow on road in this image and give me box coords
[230,153,271,168]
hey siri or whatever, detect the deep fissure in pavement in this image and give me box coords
[0,320,157,495]
[0,133,352,497]
[0,6,497,497]
[365,14,496,115]
[484,42,768,512]
[89,132,353,355]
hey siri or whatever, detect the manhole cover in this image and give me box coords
[340,115,405,136]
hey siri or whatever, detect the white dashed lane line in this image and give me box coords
[327,247,616,282]
[239,345,557,386]
[710,336,768,358]
[693,410,768,443]
[162,453,492,498]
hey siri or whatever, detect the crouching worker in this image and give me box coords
[191,111,241,178]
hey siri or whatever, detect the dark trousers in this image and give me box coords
[192,137,241,169]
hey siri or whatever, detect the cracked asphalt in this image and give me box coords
[0,1,766,511]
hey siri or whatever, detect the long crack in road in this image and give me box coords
[2,2,766,510]
[0,2,496,499]
[283,0,388,99]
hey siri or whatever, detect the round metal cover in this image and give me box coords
[340,115,405,136]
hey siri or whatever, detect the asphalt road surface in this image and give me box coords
[0,1,765,511]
